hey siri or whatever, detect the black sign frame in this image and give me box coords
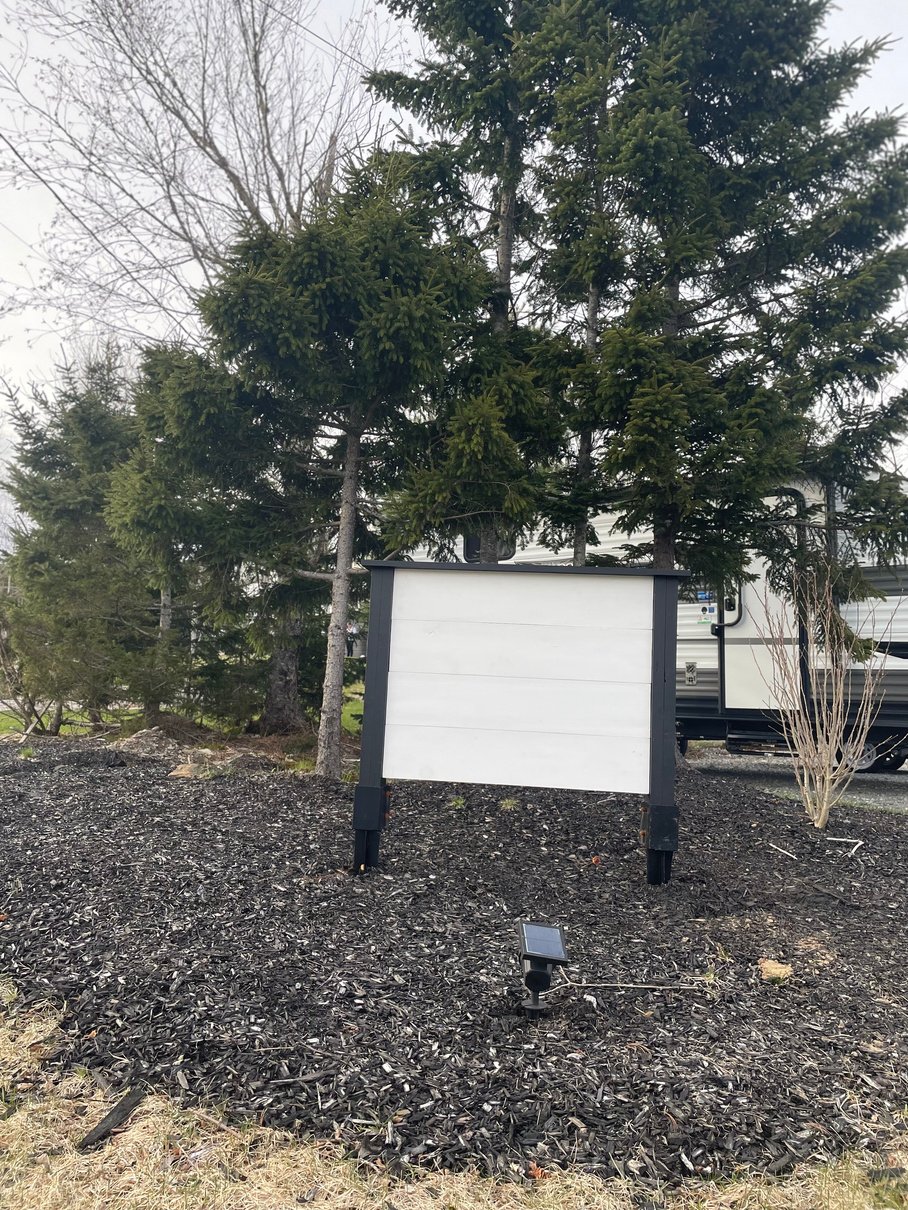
[351,561,688,885]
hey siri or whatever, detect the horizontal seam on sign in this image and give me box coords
[383,721,651,740]
[390,617,654,633]
[382,775,651,795]
[386,669,652,687]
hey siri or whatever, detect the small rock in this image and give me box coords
[758,958,794,983]
[168,763,201,778]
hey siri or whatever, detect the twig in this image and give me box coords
[17,715,41,743]
[767,842,797,860]
[806,881,856,906]
[824,837,866,857]
[543,973,701,996]
[191,1108,242,1136]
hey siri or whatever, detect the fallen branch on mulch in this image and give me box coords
[77,1086,147,1151]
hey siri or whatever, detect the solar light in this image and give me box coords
[517,921,569,1019]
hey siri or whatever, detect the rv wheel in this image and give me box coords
[843,739,880,773]
[843,738,905,773]
[877,750,907,773]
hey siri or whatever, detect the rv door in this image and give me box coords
[719,555,803,714]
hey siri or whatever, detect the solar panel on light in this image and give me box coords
[519,921,568,964]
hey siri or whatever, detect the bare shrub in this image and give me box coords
[758,561,887,829]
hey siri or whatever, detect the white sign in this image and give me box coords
[379,568,657,794]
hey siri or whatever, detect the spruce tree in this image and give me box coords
[371,1,565,560]
[380,0,908,579]
[520,1,629,563]
[2,351,172,721]
[128,179,488,774]
[539,0,908,577]
[108,343,338,735]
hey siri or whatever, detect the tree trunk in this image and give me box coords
[21,696,43,732]
[652,531,676,569]
[573,284,601,566]
[480,109,514,569]
[316,429,361,778]
[88,706,103,731]
[572,425,594,567]
[652,526,676,570]
[652,274,683,572]
[493,156,516,333]
[483,6,521,559]
[492,0,520,333]
[144,584,173,725]
[159,583,172,635]
[14,694,41,732]
[479,523,499,564]
[48,700,64,736]
[261,633,304,734]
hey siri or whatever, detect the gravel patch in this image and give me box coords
[693,749,908,814]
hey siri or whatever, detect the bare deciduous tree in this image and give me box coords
[0,0,396,337]
[1,0,400,760]
[759,562,888,830]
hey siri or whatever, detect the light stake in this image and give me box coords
[517,921,569,1019]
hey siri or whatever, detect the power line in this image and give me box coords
[267,2,374,73]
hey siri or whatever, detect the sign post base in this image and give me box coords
[352,782,388,872]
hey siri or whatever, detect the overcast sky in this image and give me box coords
[0,0,906,445]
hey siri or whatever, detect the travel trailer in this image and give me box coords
[504,497,908,772]
[672,562,908,771]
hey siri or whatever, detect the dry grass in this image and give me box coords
[1,985,906,1210]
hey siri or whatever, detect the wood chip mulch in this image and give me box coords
[1,738,907,1183]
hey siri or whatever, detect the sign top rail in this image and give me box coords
[363,560,690,579]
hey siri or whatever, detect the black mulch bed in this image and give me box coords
[2,738,908,1184]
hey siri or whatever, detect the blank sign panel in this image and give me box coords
[382,725,651,793]
[387,618,653,684]
[380,569,655,794]
[390,568,654,630]
[385,672,651,738]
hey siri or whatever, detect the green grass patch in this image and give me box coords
[341,682,364,736]
[0,706,147,738]
[0,712,23,735]
[287,755,316,774]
